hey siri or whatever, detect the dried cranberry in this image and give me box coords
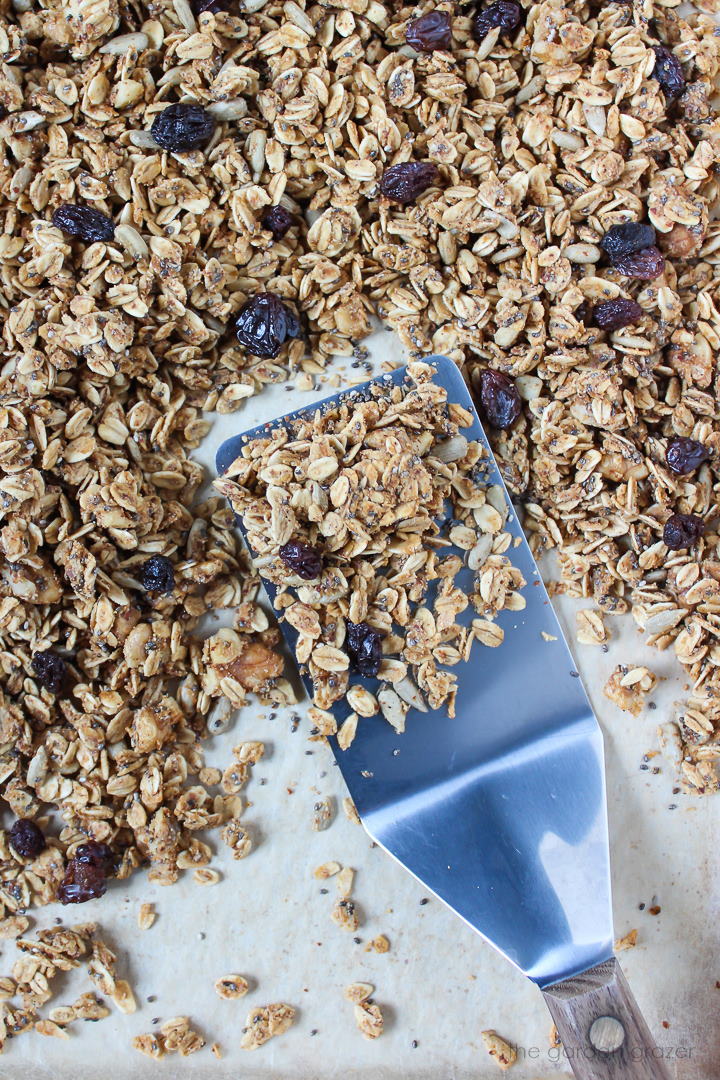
[235,292,302,358]
[666,437,710,475]
[31,650,67,694]
[611,247,665,280]
[51,204,115,243]
[478,369,522,430]
[151,103,216,152]
[279,540,324,580]
[472,0,523,42]
[346,621,383,678]
[592,298,644,331]
[600,222,656,261]
[58,860,107,905]
[261,204,295,241]
[663,513,705,550]
[75,840,116,875]
[379,162,440,205]
[141,554,175,594]
[653,46,685,99]
[9,819,46,859]
[406,11,452,52]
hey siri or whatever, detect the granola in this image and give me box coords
[217,362,525,721]
[240,1002,296,1050]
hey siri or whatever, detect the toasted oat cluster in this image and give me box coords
[217,363,525,726]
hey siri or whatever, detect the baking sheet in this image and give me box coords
[5,329,718,1080]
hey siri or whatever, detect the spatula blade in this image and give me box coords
[216,356,614,989]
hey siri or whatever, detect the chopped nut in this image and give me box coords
[366,935,390,954]
[343,798,361,826]
[575,610,609,647]
[312,797,335,832]
[335,867,355,898]
[313,861,341,879]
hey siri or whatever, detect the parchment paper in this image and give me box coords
[4,330,717,1080]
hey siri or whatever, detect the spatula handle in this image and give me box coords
[541,957,671,1080]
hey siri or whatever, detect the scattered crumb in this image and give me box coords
[35,1019,70,1039]
[604,666,656,716]
[343,798,361,826]
[365,934,390,954]
[615,929,638,951]
[215,975,250,1000]
[354,1001,384,1039]
[211,1042,222,1058]
[138,903,156,931]
[331,898,360,933]
[194,868,222,886]
[575,609,609,646]
[335,867,355,898]
[314,861,341,879]
[240,1003,295,1050]
[345,983,374,1004]
[549,1023,561,1049]
[482,1029,517,1070]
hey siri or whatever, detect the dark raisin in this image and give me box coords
[8,819,46,859]
[611,246,665,280]
[592,298,644,331]
[75,840,116,875]
[141,554,175,594]
[150,103,216,152]
[406,11,452,52]
[379,162,440,205]
[235,292,302,358]
[600,222,656,261]
[261,204,295,241]
[279,540,323,580]
[58,860,107,905]
[31,650,67,694]
[478,369,522,430]
[652,46,685,99]
[345,621,383,678]
[663,513,705,550]
[193,0,225,12]
[472,0,523,43]
[666,437,710,475]
[51,204,115,243]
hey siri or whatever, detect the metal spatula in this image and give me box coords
[216,356,670,1080]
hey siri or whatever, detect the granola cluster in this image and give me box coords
[217,363,526,727]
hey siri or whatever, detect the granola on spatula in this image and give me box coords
[216,362,525,734]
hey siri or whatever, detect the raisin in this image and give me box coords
[279,540,324,580]
[600,222,656,261]
[472,0,523,43]
[31,650,67,694]
[75,840,116,875]
[58,860,107,905]
[406,11,452,52]
[611,246,665,280]
[261,204,295,241]
[141,554,175,594]
[51,204,115,243]
[652,46,685,99]
[592,298,644,331]
[8,819,46,859]
[193,0,224,11]
[345,621,383,678]
[478,369,522,430]
[379,162,440,205]
[150,103,216,152]
[666,437,710,475]
[235,292,302,358]
[663,513,705,550]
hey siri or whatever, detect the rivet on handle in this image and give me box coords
[588,1016,626,1054]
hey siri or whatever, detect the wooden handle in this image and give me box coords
[541,958,671,1080]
